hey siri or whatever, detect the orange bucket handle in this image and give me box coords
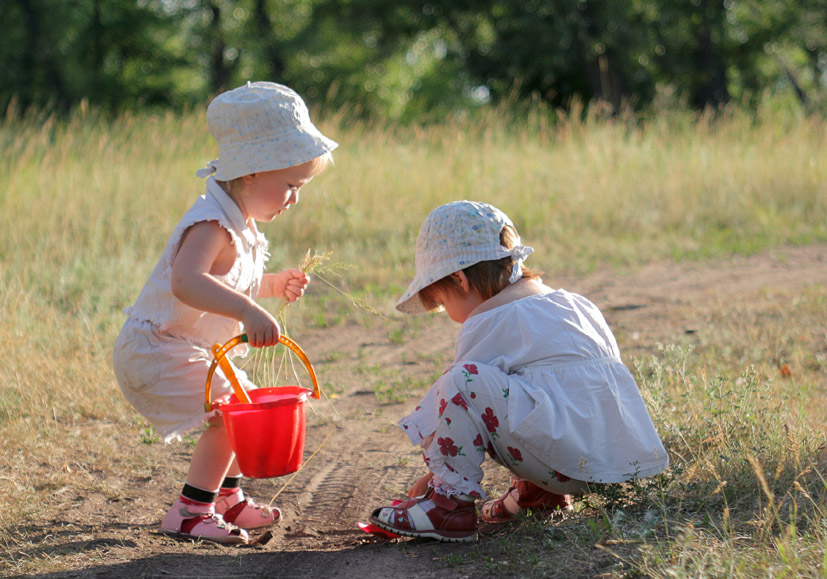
[204,334,321,412]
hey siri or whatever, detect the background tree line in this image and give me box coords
[2,0,825,120]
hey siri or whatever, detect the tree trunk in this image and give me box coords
[575,3,627,111]
[209,1,229,94]
[692,0,729,109]
[254,0,285,81]
[17,0,68,110]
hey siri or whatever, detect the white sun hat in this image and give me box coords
[196,81,338,181]
[396,200,534,314]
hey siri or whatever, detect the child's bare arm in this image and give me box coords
[171,221,280,347]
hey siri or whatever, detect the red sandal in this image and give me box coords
[216,490,281,530]
[160,497,249,544]
[369,488,477,542]
[480,479,572,524]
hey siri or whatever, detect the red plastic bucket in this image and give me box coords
[221,386,309,478]
[205,334,320,479]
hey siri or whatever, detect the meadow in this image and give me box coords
[0,98,825,577]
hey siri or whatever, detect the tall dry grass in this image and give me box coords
[0,100,825,576]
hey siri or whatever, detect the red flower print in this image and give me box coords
[470,392,476,399]
[472,434,483,447]
[481,407,499,434]
[438,398,447,417]
[552,470,571,483]
[451,393,468,410]
[487,442,498,460]
[470,490,482,499]
[461,364,478,387]
[507,446,523,464]
[438,437,459,457]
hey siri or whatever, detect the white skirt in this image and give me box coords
[113,319,254,441]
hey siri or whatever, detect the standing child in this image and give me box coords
[113,82,337,544]
[369,201,668,542]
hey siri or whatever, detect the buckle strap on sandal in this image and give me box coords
[429,489,473,511]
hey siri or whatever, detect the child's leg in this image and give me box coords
[426,363,591,498]
[161,419,248,543]
[415,363,594,526]
[185,417,235,490]
[480,475,590,523]
[420,362,514,499]
[369,363,512,542]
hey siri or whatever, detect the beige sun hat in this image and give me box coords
[196,81,338,181]
[396,200,534,314]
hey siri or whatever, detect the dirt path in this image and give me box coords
[11,244,826,579]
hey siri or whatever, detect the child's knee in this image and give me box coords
[206,415,225,428]
[446,362,508,396]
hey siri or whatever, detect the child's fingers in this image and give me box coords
[244,312,281,347]
[248,327,280,348]
[290,274,310,289]
[289,279,309,292]
[284,279,308,302]
[284,268,309,284]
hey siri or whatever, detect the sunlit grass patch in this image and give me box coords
[476,282,826,577]
[0,102,824,575]
[476,337,825,577]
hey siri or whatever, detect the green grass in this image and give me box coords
[0,100,825,576]
[2,100,823,418]
[468,284,827,578]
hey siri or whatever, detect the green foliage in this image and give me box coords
[1,0,824,118]
[1,0,189,112]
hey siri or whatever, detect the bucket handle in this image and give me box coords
[204,334,321,412]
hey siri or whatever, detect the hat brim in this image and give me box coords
[395,257,486,314]
[396,283,435,314]
[213,130,338,181]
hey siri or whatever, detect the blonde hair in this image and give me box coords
[217,151,334,197]
[418,224,542,311]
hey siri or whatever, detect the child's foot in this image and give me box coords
[369,488,477,542]
[480,479,572,523]
[161,497,248,544]
[215,489,281,530]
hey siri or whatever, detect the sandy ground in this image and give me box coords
[6,244,826,579]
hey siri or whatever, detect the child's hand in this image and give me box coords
[409,471,434,498]
[262,269,310,302]
[242,303,282,348]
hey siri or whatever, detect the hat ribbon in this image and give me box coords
[195,158,220,178]
[508,245,534,284]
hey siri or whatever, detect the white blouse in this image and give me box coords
[400,289,669,483]
[124,178,269,350]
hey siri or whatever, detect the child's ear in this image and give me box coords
[451,271,471,293]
